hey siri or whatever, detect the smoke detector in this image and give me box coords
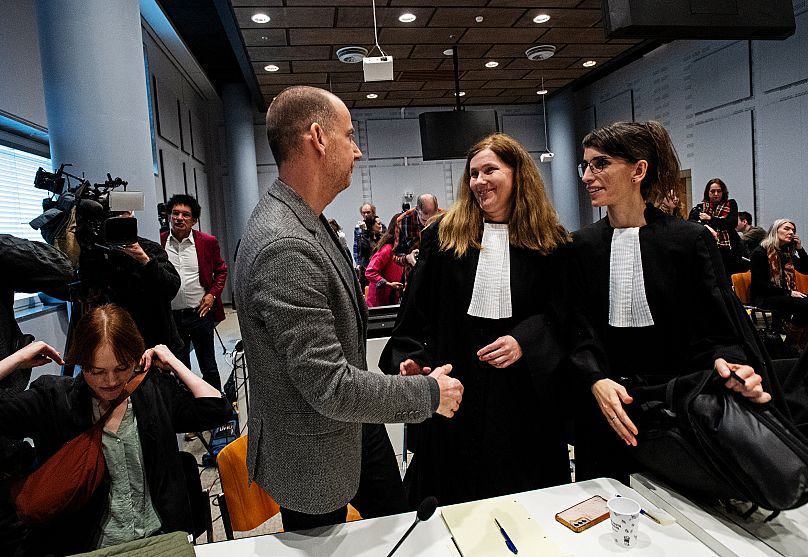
[336,46,369,64]
[525,45,556,61]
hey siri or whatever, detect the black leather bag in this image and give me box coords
[631,369,808,511]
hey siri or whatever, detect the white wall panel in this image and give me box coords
[597,90,634,126]
[366,118,421,159]
[756,94,808,230]
[693,111,754,217]
[501,114,544,152]
[155,77,181,147]
[191,111,206,163]
[692,41,751,113]
[758,10,808,92]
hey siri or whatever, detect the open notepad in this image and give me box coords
[441,496,570,557]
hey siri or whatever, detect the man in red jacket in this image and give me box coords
[161,194,228,390]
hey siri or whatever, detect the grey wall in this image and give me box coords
[250,103,557,253]
[569,3,808,231]
[0,0,46,129]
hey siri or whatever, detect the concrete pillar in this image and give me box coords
[36,0,159,241]
[547,90,582,231]
[221,83,260,259]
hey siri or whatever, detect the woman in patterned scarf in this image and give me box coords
[688,178,744,276]
[750,219,808,348]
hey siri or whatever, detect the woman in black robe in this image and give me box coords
[381,133,572,507]
[570,121,782,483]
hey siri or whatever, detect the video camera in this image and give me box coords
[30,164,145,259]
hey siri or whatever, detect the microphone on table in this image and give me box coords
[385,496,439,557]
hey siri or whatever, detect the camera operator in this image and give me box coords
[85,211,183,356]
[0,234,73,556]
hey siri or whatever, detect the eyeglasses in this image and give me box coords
[577,156,611,178]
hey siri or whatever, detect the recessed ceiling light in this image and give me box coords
[453,91,466,97]
[475,16,484,23]
[366,93,378,99]
[443,48,453,56]
[264,64,279,72]
[583,60,597,67]
[399,13,416,23]
[251,13,270,24]
[533,14,551,24]
[485,61,499,68]
[260,35,269,41]
[536,89,548,95]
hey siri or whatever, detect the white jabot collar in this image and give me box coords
[608,227,654,328]
[468,223,512,319]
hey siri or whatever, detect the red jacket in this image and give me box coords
[160,229,228,322]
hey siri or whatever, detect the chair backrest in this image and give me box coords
[217,436,280,532]
[797,271,808,295]
[179,450,212,542]
[731,271,752,304]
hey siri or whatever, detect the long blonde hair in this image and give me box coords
[438,133,568,257]
[761,219,796,254]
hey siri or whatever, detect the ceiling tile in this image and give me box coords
[336,7,434,27]
[514,8,602,28]
[460,27,544,44]
[428,7,525,27]
[461,69,528,81]
[379,27,466,44]
[258,72,329,85]
[359,81,425,91]
[248,45,331,61]
[289,28,376,45]
[240,29,288,47]
[292,60,363,73]
[411,44,490,58]
[540,27,606,43]
[233,7,335,28]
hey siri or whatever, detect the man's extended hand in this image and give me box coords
[429,364,463,418]
[197,293,215,317]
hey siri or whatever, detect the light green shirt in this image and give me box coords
[93,399,162,548]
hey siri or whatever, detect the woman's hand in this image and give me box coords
[400,358,431,376]
[794,234,802,250]
[714,358,771,404]
[140,344,178,372]
[591,379,638,446]
[477,335,523,368]
[7,341,63,371]
[387,281,403,291]
[791,290,807,298]
[699,212,711,222]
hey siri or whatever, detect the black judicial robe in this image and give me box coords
[380,220,573,507]
[569,205,787,482]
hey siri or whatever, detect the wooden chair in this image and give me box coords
[216,436,361,539]
[731,271,752,304]
[796,271,808,295]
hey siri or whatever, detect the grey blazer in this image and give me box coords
[234,180,437,513]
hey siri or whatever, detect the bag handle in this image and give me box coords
[94,369,149,427]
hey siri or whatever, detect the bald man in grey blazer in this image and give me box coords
[235,86,463,531]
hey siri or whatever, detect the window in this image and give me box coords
[0,144,51,243]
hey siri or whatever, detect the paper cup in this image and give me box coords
[607,496,640,548]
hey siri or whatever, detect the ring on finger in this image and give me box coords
[610,415,617,421]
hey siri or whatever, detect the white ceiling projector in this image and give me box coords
[363,56,394,82]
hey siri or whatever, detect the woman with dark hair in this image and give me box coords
[381,133,572,506]
[572,121,778,483]
[365,214,404,307]
[354,215,382,288]
[688,178,743,276]
[0,304,231,555]
[750,219,808,348]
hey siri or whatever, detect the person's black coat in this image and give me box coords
[92,237,183,354]
[0,370,231,556]
[380,219,575,506]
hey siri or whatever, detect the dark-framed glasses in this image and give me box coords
[577,156,611,178]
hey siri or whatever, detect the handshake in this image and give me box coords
[399,359,463,418]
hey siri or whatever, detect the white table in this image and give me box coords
[195,478,722,556]
[631,473,808,557]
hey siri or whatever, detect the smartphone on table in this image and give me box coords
[555,494,610,533]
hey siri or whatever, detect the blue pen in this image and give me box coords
[494,518,518,555]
